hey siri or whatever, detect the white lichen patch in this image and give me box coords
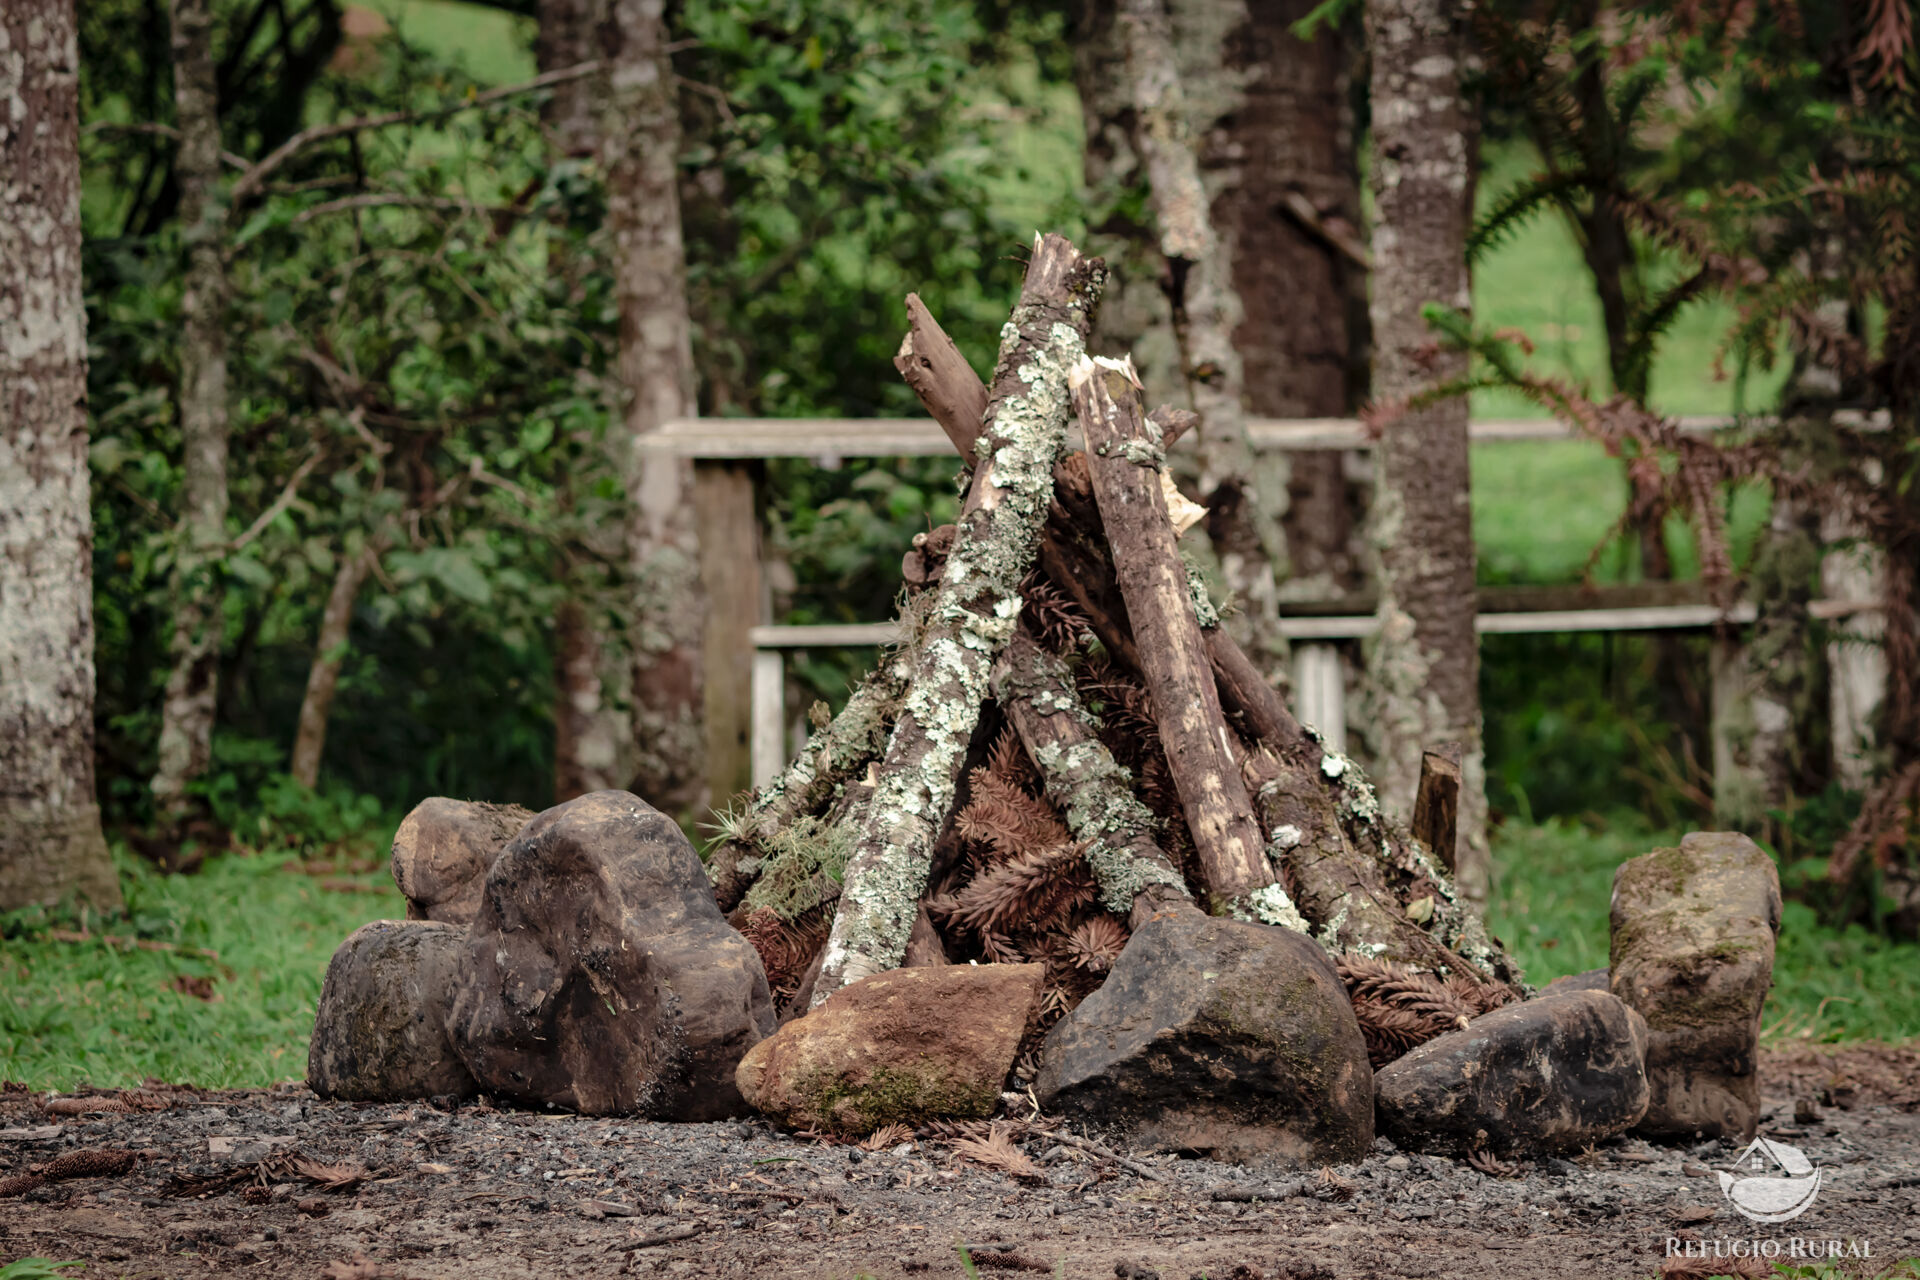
[1224,882,1310,933]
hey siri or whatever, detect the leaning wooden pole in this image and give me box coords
[1071,354,1273,908]
[812,235,1106,1003]
[991,628,1197,930]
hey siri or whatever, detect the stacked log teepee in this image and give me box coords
[708,234,1520,1059]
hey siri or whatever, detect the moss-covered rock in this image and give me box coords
[734,963,1044,1134]
[1610,830,1782,1141]
[1034,914,1373,1165]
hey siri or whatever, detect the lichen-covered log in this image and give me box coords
[991,628,1194,930]
[1243,745,1519,986]
[812,234,1106,1003]
[1073,354,1272,905]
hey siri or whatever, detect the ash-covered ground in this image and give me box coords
[5,1046,1917,1280]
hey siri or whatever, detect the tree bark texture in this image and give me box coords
[1210,0,1365,597]
[990,628,1194,928]
[1362,0,1487,902]
[150,0,232,821]
[537,0,634,804]
[1074,355,1272,903]
[1117,0,1289,687]
[0,0,123,911]
[289,540,380,789]
[602,0,705,814]
[537,0,601,156]
[1711,500,1822,839]
[811,235,1105,1003]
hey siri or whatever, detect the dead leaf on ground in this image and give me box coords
[293,1156,372,1191]
[860,1123,912,1152]
[951,1123,1040,1181]
[416,1162,454,1175]
[168,974,221,1002]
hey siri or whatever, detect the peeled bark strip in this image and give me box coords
[603,0,706,813]
[1119,0,1288,683]
[1073,355,1271,904]
[0,0,123,911]
[991,629,1194,929]
[151,0,232,821]
[812,234,1105,1003]
[893,293,988,458]
[289,539,382,788]
[1363,0,1487,902]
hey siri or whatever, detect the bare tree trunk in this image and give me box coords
[1210,0,1366,598]
[603,0,705,813]
[288,540,381,789]
[1117,0,1290,686]
[150,0,230,822]
[539,0,632,803]
[0,0,124,911]
[1362,0,1487,901]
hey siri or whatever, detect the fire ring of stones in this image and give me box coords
[310,235,1783,1166]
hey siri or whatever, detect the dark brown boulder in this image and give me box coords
[1610,831,1781,1141]
[308,920,477,1102]
[390,798,533,925]
[735,963,1045,1134]
[1374,988,1649,1156]
[445,791,775,1118]
[1034,915,1373,1165]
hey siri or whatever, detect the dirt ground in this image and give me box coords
[4,1046,1918,1280]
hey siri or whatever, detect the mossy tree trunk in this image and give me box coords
[150,0,231,823]
[1361,0,1488,903]
[602,0,705,814]
[0,0,123,911]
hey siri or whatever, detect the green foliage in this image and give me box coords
[0,1262,85,1280]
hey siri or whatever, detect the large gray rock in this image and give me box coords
[1374,988,1649,1156]
[1035,914,1373,1165]
[1610,830,1781,1141]
[390,798,533,925]
[736,964,1045,1134]
[445,791,774,1118]
[309,920,477,1102]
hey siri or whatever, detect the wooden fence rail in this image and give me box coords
[662,414,1878,804]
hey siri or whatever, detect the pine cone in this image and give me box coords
[0,1173,45,1198]
[41,1148,142,1180]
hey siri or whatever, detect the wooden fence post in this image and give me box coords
[694,460,764,808]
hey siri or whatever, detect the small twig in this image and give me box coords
[289,194,510,227]
[1046,1131,1165,1183]
[228,447,325,553]
[674,75,736,126]
[82,120,248,170]
[1210,1180,1307,1202]
[42,929,221,963]
[231,60,604,204]
[1279,190,1373,270]
[622,1222,704,1249]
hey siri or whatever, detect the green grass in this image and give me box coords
[0,846,403,1090]
[1488,818,1920,1045]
